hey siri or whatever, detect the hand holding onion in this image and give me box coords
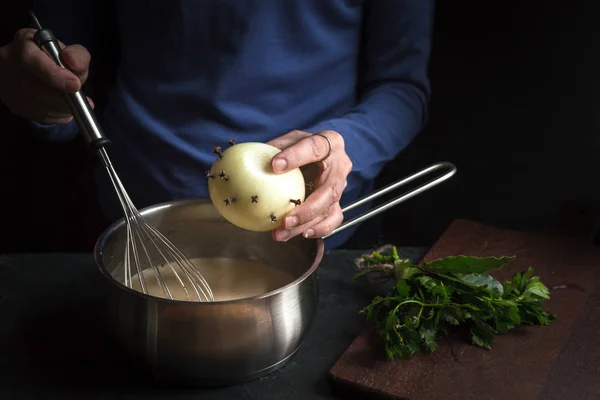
[207,130,353,241]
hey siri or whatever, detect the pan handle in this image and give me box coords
[321,161,457,240]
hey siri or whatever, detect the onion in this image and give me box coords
[207,141,306,232]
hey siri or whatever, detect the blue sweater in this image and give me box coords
[31,0,433,249]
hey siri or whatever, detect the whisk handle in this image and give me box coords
[28,11,111,150]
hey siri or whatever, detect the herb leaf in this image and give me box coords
[455,273,504,296]
[424,255,515,274]
[354,247,555,360]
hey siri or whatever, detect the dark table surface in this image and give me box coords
[0,247,427,400]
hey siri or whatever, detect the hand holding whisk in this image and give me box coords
[28,11,214,302]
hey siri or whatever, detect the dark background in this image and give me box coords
[1,1,598,253]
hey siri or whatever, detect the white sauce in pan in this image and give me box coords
[129,257,296,302]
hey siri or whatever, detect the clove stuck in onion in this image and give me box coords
[207,141,306,232]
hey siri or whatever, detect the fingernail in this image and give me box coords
[303,229,316,238]
[285,216,298,228]
[273,158,287,172]
[276,229,291,242]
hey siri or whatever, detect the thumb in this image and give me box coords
[61,44,91,91]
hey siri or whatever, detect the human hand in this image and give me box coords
[0,28,92,124]
[267,129,353,241]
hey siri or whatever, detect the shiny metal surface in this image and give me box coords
[95,199,322,386]
[323,162,457,239]
[94,162,457,386]
[29,11,108,148]
[29,11,214,303]
[97,148,214,302]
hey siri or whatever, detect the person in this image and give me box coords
[0,1,434,250]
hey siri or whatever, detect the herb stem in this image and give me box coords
[354,246,555,360]
[393,299,443,310]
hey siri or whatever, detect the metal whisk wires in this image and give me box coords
[27,11,214,303]
[97,149,215,302]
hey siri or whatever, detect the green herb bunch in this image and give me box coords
[355,246,556,360]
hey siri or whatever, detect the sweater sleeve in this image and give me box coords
[28,0,112,142]
[303,0,434,190]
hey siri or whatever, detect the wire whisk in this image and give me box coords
[97,150,214,302]
[29,11,214,302]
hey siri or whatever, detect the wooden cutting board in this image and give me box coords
[328,218,600,400]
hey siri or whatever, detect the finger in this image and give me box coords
[271,131,333,173]
[29,112,73,125]
[301,163,320,192]
[61,44,91,83]
[17,91,73,123]
[266,129,311,150]
[308,151,352,190]
[7,90,73,124]
[272,214,327,242]
[302,203,344,239]
[16,66,95,115]
[18,72,72,111]
[16,74,95,121]
[272,202,344,242]
[15,29,81,93]
[281,176,346,229]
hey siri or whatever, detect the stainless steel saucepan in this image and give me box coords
[94,162,457,387]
